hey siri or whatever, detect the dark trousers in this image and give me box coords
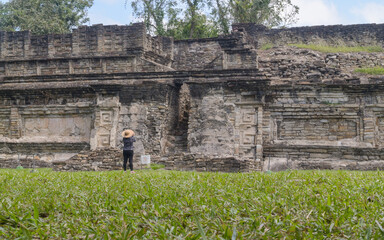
[123,150,134,171]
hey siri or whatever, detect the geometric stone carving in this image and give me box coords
[377,117,384,147]
[100,111,113,126]
[240,131,255,145]
[10,108,21,139]
[236,106,258,159]
[242,109,256,124]
[98,134,111,147]
[92,93,121,150]
[0,118,6,137]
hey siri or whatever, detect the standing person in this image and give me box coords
[121,129,136,173]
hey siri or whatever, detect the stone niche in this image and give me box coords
[23,115,92,142]
[0,110,94,164]
[276,118,358,141]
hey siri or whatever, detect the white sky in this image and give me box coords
[291,0,384,26]
[1,0,384,27]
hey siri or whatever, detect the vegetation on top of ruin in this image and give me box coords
[0,0,299,38]
[260,43,275,50]
[1,169,384,239]
[355,67,384,75]
[289,44,384,53]
[0,0,94,35]
[259,43,384,53]
[128,0,299,39]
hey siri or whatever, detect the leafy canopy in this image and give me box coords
[128,0,299,39]
[230,0,299,27]
[0,0,94,35]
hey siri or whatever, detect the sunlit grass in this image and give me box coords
[355,67,384,75]
[1,169,384,239]
[260,43,274,50]
[150,163,165,170]
[290,44,384,53]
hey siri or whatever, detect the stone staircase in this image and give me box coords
[169,129,188,153]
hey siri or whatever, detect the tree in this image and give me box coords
[128,0,178,36]
[166,12,219,39]
[128,0,218,39]
[183,0,207,38]
[128,0,299,39]
[172,0,218,39]
[0,0,94,35]
[229,0,299,28]
[211,0,231,34]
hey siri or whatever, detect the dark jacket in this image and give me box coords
[123,136,136,151]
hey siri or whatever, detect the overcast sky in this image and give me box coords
[1,0,384,27]
[87,0,384,27]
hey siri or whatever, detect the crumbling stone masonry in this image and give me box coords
[1,22,384,171]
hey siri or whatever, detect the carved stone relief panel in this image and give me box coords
[239,108,257,146]
[277,118,358,141]
[366,107,384,148]
[23,116,92,141]
[0,117,9,137]
[235,104,262,160]
[98,134,111,147]
[376,117,384,148]
[100,111,113,126]
[93,109,117,149]
[10,108,21,139]
[91,93,121,150]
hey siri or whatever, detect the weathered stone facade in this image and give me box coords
[233,23,384,47]
[1,22,384,171]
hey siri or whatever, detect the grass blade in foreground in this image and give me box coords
[0,169,384,239]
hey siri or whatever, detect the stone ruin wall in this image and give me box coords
[233,23,384,47]
[172,31,257,71]
[1,22,384,172]
[0,23,173,77]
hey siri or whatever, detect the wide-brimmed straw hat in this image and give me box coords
[122,129,135,138]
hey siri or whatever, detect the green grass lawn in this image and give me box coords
[289,44,384,53]
[355,67,384,75]
[1,169,384,239]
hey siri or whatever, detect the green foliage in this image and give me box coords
[355,67,384,75]
[210,0,231,34]
[260,43,274,50]
[129,0,176,36]
[166,12,219,39]
[182,0,214,39]
[1,169,384,238]
[150,164,165,170]
[128,0,299,39]
[290,44,384,53]
[128,0,219,39]
[230,0,299,27]
[0,0,94,35]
